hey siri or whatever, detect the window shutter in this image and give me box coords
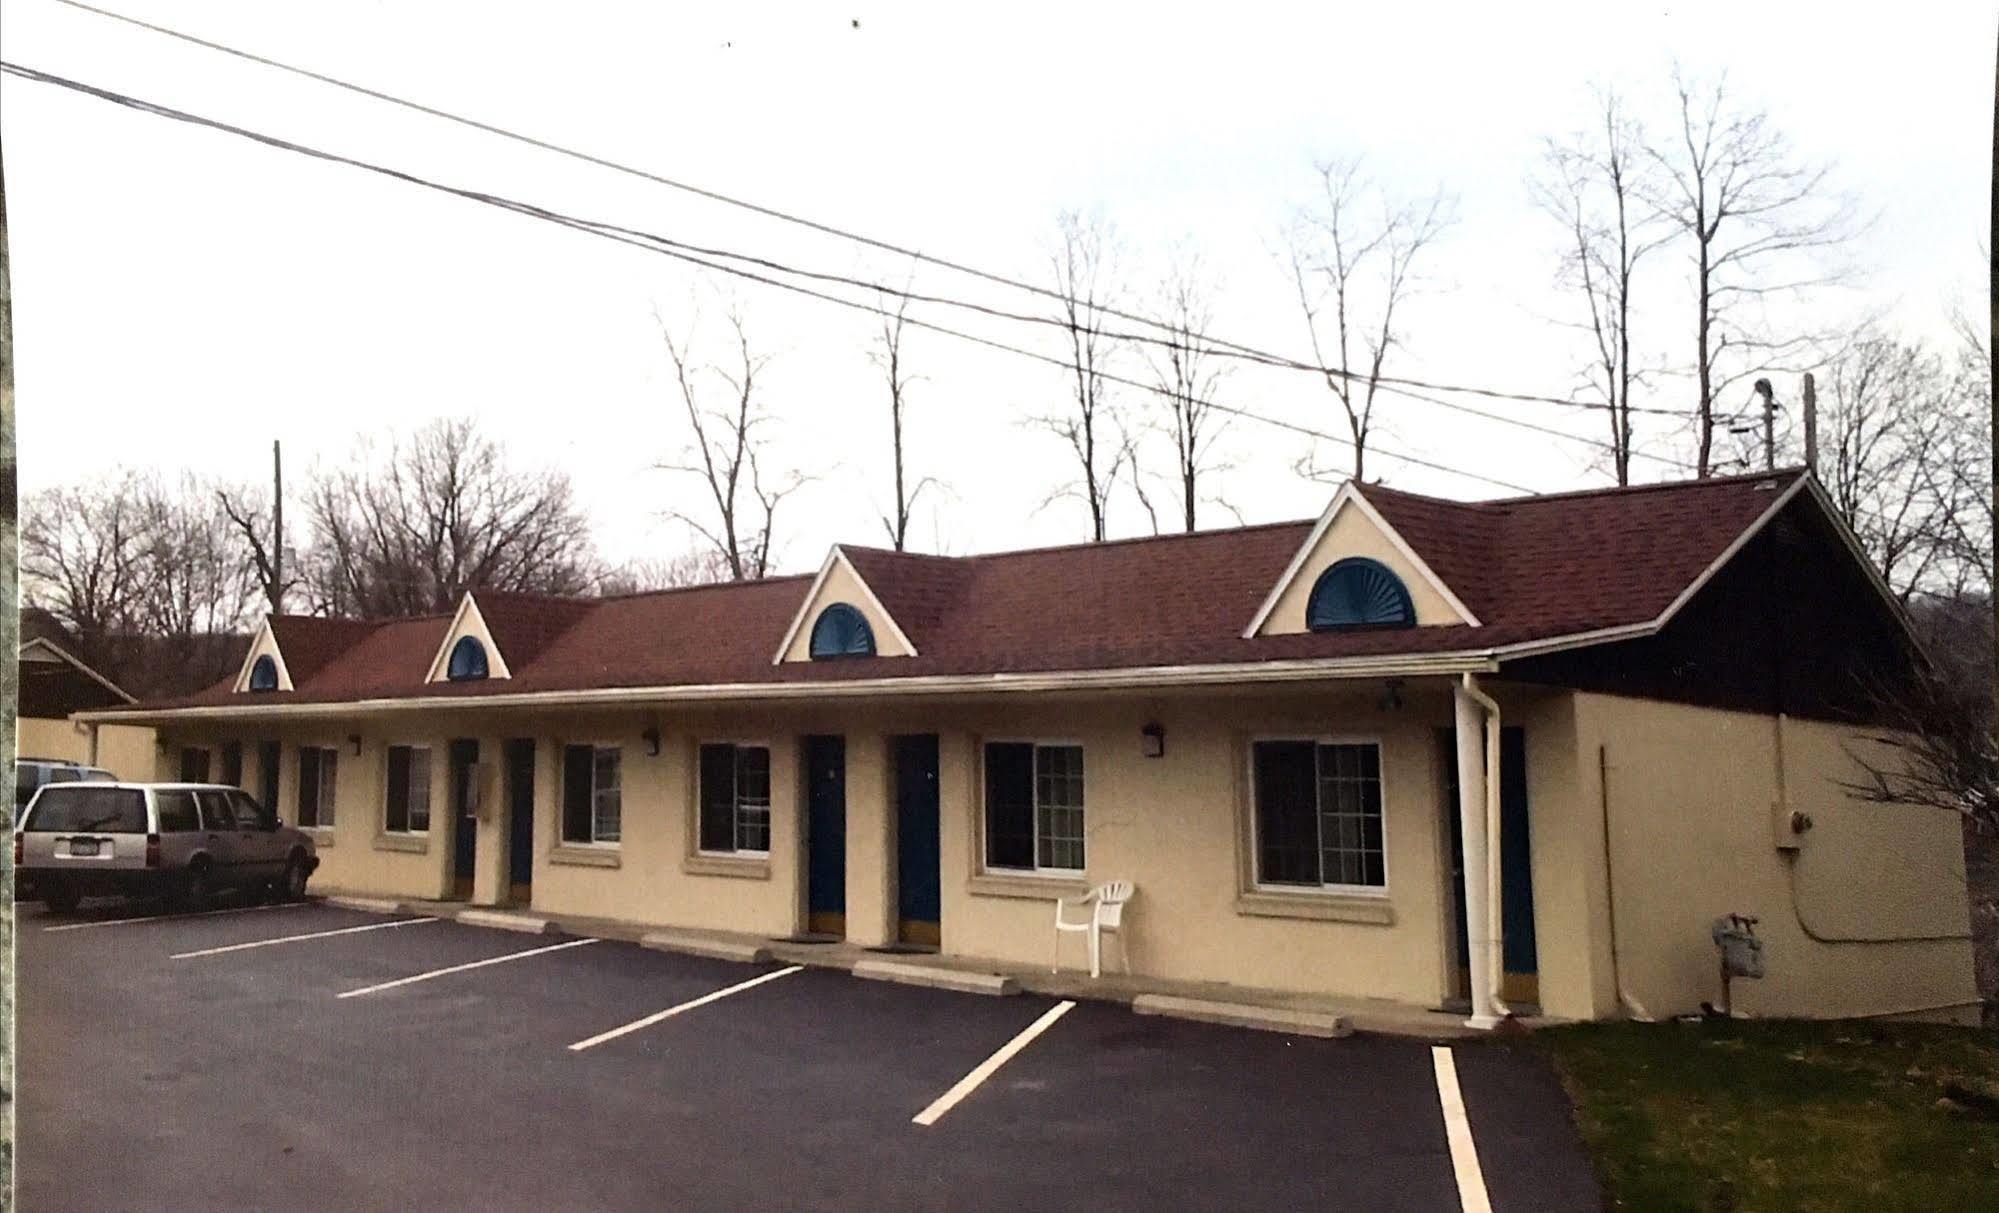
[385,747,411,833]
[983,742,1035,870]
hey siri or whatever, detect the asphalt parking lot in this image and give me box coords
[16,898,1600,1212]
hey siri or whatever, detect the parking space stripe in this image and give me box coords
[171,917,438,959]
[912,999,1074,1127]
[42,902,305,932]
[568,965,805,1052]
[335,937,598,999]
[1431,1046,1494,1213]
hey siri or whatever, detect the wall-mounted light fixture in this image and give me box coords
[1141,721,1166,759]
[1377,679,1405,711]
[348,733,363,756]
[642,726,662,757]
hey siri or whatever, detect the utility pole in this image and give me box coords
[272,439,284,614]
[1801,372,1817,477]
[1989,29,1997,760]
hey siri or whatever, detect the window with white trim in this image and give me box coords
[384,745,431,834]
[1251,740,1385,889]
[697,743,770,855]
[983,742,1086,873]
[297,745,338,829]
[561,745,622,845]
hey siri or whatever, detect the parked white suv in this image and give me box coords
[14,782,320,914]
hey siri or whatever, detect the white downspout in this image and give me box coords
[1460,673,1511,1025]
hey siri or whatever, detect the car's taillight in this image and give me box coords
[145,833,162,868]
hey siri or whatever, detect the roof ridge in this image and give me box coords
[1479,467,1809,507]
[924,517,1317,564]
[592,572,815,603]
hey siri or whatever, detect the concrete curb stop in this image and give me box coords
[455,909,559,935]
[324,895,403,915]
[640,931,773,965]
[852,959,1019,996]
[1132,993,1353,1038]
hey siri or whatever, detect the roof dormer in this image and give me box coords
[772,547,917,664]
[425,593,514,683]
[1244,482,1479,637]
[233,618,296,693]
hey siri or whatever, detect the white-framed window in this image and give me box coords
[561,744,622,845]
[384,744,432,834]
[697,742,770,855]
[982,741,1086,874]
[297,745,339,829]
[1249,738,1387,891]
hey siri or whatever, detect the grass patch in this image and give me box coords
[1541,1019,1999,1212]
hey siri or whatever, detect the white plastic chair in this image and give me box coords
[1052,881,1134,978]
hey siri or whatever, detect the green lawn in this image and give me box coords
[1541,1019,1999,1212]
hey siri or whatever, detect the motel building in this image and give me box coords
[83,469,1981,1028]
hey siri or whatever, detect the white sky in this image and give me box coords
[3,0,1991,572]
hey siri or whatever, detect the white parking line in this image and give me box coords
[568,965,805,1052]
[171,917,438,959]
[42,902,305,933]
[912,999,1075,1127]
[1431,1046,1494,1213]
[335,937,598,999]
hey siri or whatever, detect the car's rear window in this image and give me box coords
[25,786,148,834]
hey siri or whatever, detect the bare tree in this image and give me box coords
[216,482,294,615]
[1843,595,1996,835]
[655,305,804,580]
[303,418,596,617]
[1815,332,1983,601]
[134,475,259,644]
[1141,247,1232,529]
[19,474,148,655]
[1037,210,1126,541]
[1533,89,1670,485]
[1285,158,1453,482]
[1644,68,1855,477]
[871,279,935,551]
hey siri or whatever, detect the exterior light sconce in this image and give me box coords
[1378,679,1405,711]
[643,726,662,757]
[348,733,362,756]
[1141,722,1166,759]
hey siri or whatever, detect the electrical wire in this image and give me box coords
[0,60,1541,494]
[41,0,1677,419]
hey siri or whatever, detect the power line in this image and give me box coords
[42,0,1671,420]
[0,60,1540,494]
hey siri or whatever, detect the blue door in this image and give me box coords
[505,739,535,905]
[805,736,847,937]
[450,739,479,900]
[1438,727,1539,1006]
[894,734,941,947]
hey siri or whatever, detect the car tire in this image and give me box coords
[279,854,310,902]
[172,863,212,910]
[42,882,81,915]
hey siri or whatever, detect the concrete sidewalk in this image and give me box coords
[320,890,1539,1039]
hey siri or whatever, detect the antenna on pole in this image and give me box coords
[272,439,284,614]
[1752,379,1777,471]
[1801,373,1817,477]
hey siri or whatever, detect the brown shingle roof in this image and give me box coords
[125,469,1817,711]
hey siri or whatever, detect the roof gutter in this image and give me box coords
[79,651,1499,725]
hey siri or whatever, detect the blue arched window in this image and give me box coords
[247,654,280,692]
[1306,558,1416,631]
[809,603,876,659]
[447,635,490,681]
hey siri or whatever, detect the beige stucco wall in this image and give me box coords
[780,555,913,662]
[16,717,156,780]
[1258,498,1469,634]
[1572,692,1979,1022]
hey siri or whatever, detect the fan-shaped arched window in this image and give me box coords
[247,654,280,692]
[1306,558,1416,631]
[447,635,490,681]
[809,603,876,659]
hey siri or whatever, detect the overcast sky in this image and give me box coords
[3,1,1991,572]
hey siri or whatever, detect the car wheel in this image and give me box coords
[173,863,212,910]
[280,854,310,902]
[42,882,81,915]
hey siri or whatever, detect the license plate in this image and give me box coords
[67,838,100,857]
